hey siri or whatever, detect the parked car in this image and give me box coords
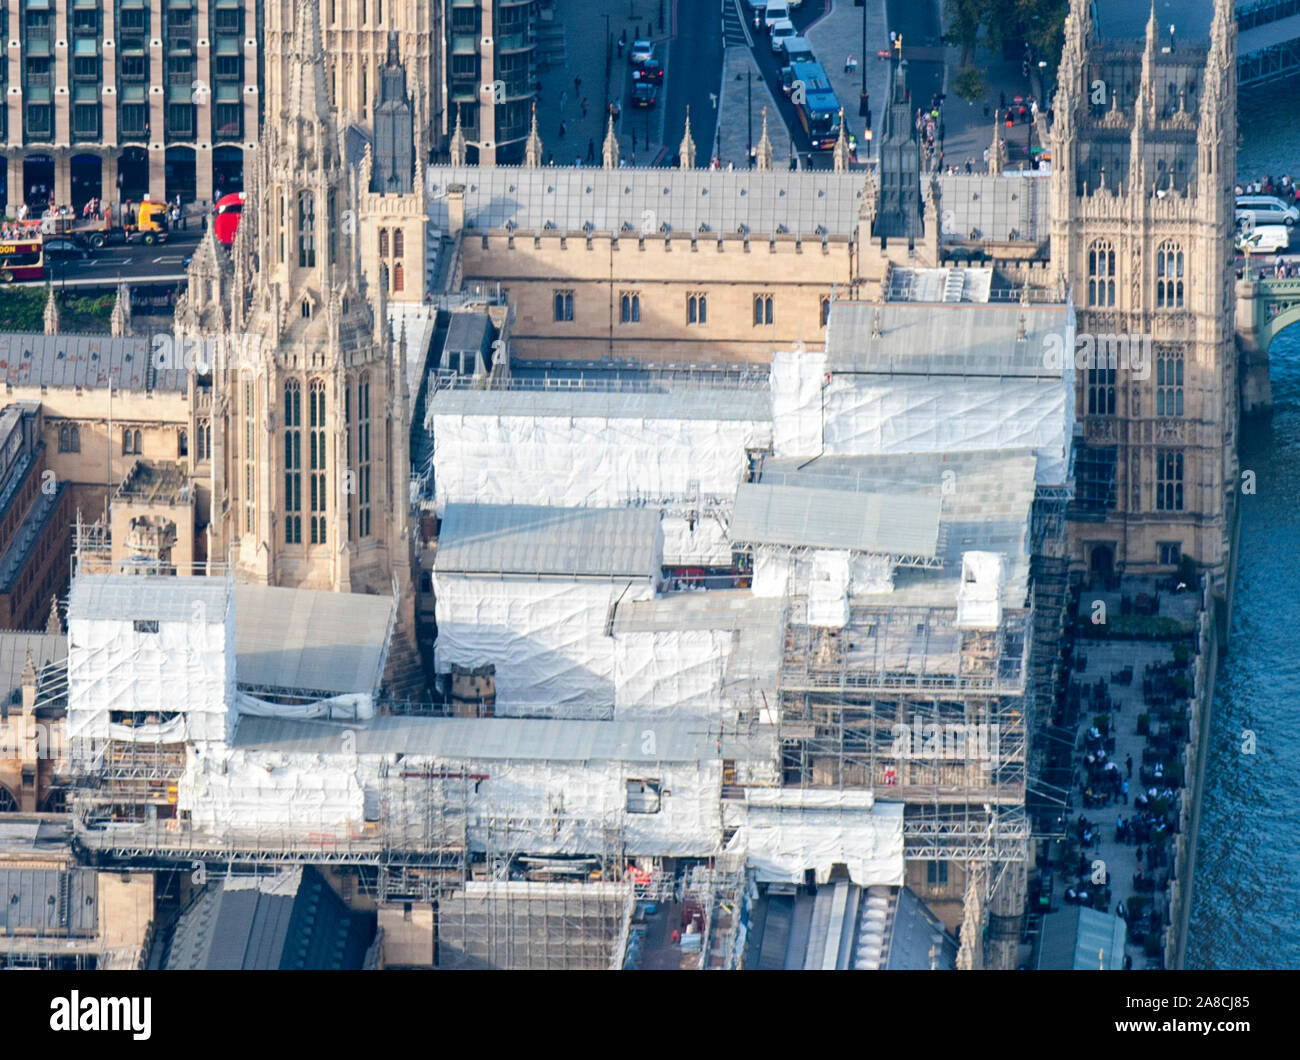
[1236,224,1292,255]
[630,39,654,65]
[631,80,659,108]
[770,18,795,53]
[1236,194,1299,227]
[782,35,815,64]
[634,58,664,84]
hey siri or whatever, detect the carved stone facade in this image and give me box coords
[1050,0,1238,585]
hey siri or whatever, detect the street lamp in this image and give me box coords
[747,71,753,160]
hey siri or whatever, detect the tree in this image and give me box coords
[954,66,988,104]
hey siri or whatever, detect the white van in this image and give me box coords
[1235,195,1299,227]
[1236,224,1291,255]
[764,3,790,32]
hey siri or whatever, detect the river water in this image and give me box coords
[1182,89,1300,970]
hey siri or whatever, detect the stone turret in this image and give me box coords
[603,113,620,169]
[679,107,696,169]
[110,282,132,336]
[833,109,850,172]
[524,103,543,167]
[756,108,773,171]
[42,286,58,335]
[450,105,466,166]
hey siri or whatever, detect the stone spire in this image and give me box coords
[679,106,697,169]
[42,285,58,335]
[45,595,60,634]
[1139,0,1159,125]
[284,0,331,138]
[832,109,850,172]
[1200,0,1236,178]
[990,111,1003,175]
[450,105,466,166]
[603,112,620,169]
[21,649,36,690]
[524,103,543,167]
[756,107,773,171]
[110,282,131,336]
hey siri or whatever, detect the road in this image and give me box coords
[616,0,725,165]
[11,230,201,290]
[736,0,837,163]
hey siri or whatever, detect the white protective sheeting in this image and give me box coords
[613,628,735,721]
[771,350,827,458]
[179,748,365,831]
[67,613,235,746]
[736,795,905,887]
[956,551,1003,630]
[431,409,770,518]
[107,715,188,744]
[819,373,1070,486]
[432,574,655,717]
[806,551,852,629]
[236,691,375,721]
[852,553,895,595]
[752,549,793,598]
[660,514,735,566]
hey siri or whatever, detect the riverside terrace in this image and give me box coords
[1032,573,1213,970]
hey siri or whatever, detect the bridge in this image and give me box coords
[1235,269,1300,411]
[1237,0,1300,89]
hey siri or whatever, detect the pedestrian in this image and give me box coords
[581,98,589,119]
[845,54,857,74]
[965,157,973,174]
[560,90,568,112]
[617,34,625,57]
[574,75,582,92]
[1121,778,1129,804]
[587,138,595,162]
[559,120,567,138]
[1125,754,1133,778]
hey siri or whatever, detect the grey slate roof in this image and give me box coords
[885,886,958,970]
[0,866,97,935]
[825,301,1070,377]
[68,574,232,625]
[0,632,66,716]
[435,503,660,578]
[234,584,394,696]
[232,713,774,764]
[425,165,867,237]
[429,384,771,423]
[730,482,942,557]
[936,173,1051,244]
[0,332,186,391]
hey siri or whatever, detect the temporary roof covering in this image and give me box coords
[435,504,660,578]
[824,302,1071,377]
[231,714,768,764]
[234,584,393,696]
[1036,906,1128,970]
[69,574,231,624]
[429,385,771,423]
[730,482,941,557]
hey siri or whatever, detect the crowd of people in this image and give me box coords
[1236,174,1297,201]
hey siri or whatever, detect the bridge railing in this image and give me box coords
[1239,0,1300,33]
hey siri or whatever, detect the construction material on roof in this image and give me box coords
[771,322,1074,487]
[425,165,866,237]
[233,584,393,698]
[734,793,905,887]
[435,503,661,579]
[730,482,941,558]
[428,384,770,565]
[66,575,235,750]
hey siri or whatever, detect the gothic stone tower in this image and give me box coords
[206,0,412,606]
[1050,0,1237,589]
[263,0,439,151]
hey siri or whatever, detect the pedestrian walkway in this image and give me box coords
[534,0,667,166]
[804,0,891,161]
[715,47,794,168]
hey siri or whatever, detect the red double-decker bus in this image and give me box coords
[213,192,244,246]
[0,235,44,282]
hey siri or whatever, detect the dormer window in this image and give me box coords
[301,300,311,318]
